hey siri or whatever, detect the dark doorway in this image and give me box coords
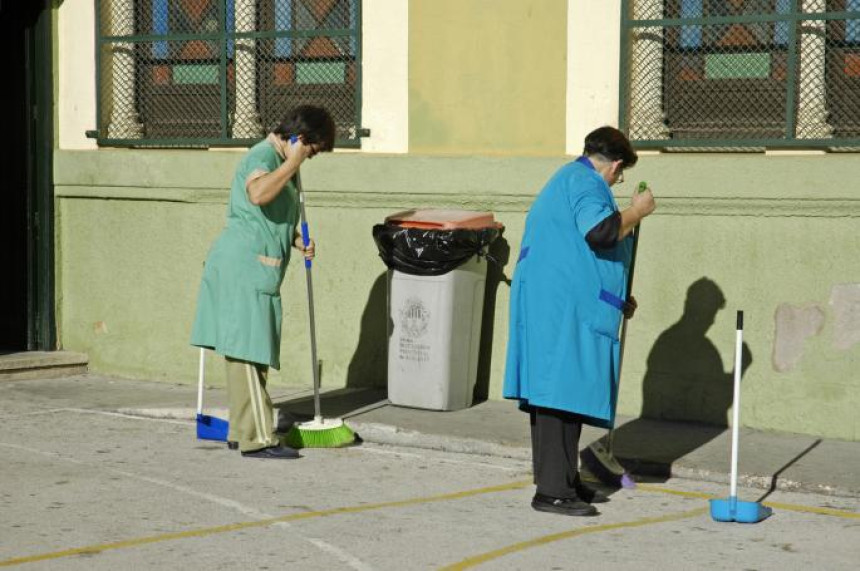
[0,1,55,351]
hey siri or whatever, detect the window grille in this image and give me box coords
[621,0,860,149]
[95,0,362,147]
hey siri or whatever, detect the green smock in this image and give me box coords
[190,138,299,369]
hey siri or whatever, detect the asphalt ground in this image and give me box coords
[1,375,858,570]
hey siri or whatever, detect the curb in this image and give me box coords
[118,407,859,499]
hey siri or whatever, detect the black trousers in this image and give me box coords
[529,406,583,499]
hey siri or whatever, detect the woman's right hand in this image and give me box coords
[288,135,322,164]
[632,186,656,219]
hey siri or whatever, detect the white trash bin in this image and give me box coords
[382,209,502,411]
[389,257,487,410]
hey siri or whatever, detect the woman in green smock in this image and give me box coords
[191,105,335,459]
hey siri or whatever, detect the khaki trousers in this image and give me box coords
[225,357,279,452]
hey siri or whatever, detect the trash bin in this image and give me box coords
[372,209,503,410]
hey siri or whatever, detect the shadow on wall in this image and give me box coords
[587,277,754,481]
[345,271,390,390]
[474,235,511,403]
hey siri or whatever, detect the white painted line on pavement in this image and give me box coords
[0,441,375,571]
[0,407,193,426]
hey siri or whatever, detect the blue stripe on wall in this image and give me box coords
[227,0,235,58]
[350,0,357,56]
[774,0,790,46]
[680,0,702,50]
[275,0,292,58]
[848,0,860,43]
[153,0,169,59]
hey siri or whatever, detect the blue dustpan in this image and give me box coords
[710,496,772,523]
[710,312,773,524]
[196,413,229,441]
[195,348,229,442]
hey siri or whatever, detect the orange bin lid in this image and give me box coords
[385,209,503,230]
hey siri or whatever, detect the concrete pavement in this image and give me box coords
[4,373,857,499]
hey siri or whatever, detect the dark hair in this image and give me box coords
[272,105,336,152]
[583,126,638,169]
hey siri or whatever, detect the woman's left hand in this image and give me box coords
[293,235,315,260]
[623,295,638,319]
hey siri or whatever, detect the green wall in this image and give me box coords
[409,0,567,155]
[55,150,859,441]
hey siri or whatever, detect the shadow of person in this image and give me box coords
[642,277,751,425]
[274,272,389,431]
[473,235,511,404]
[583,277,753,483]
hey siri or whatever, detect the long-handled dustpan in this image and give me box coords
[709,311,772,523]
[581,181,649,489]
[282,166,357,449]
[196,347,229,441]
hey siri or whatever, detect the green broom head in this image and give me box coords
[282,417,357,449]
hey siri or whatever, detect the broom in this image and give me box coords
[282,165,357,448]
[581,180,649,488]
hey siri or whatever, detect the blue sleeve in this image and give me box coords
[571,176,616,238]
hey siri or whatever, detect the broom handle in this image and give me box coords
[196,347,205,416]
[295,171,322,423]
[730,311,743,500]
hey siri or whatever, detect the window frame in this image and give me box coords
[94,0,363,149]
[620,0,860,149]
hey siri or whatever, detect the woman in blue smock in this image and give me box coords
[191,106,335,460]
[503,127,656,516]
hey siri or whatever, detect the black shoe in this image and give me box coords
[241,445,300,459]
[531,493,598,516]
[575,481,609,504]
[227,441,238,450]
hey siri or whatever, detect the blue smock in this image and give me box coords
[503,157,633,428]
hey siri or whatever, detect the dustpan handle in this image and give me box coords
[730,311,743,500]
[197,347,205,416]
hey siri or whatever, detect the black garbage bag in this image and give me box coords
[372,223,502,276]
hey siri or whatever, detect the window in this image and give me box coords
[96,0,362,147]
[827,0,860,136]
[621,0,860,148]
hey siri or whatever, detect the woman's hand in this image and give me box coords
[623,295,638,319]
[288,135,322,164]
[293,235,315,260]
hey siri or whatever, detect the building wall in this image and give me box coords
[52,1,860,441]
[408,0,567,155]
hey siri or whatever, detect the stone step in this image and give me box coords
[0,351,89,381]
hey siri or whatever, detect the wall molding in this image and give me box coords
[55,186,859,218]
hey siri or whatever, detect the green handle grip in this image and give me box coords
[638,181,648,193]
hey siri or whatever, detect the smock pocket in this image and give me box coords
[588,288,624,340]
[254,254,283,295]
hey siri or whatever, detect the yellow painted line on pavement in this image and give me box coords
[440,507,709,570]
[0,479,531,568]
[441,484,858,570]
[638,484,860,519]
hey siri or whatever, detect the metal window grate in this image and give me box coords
[621,0,860,149]
[95,0,362,148]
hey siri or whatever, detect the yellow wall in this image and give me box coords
[409,0,567,155]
